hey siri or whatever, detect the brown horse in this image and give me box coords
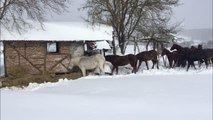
[199,49,213,66]
[197,44,213,65]
[105,54,137,74]
[161,48,178,68]
[136,50,159,71]
[170,44,189,67]
[170,44,208,71]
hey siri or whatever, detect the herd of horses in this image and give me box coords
[69,44,213,76]
[105,50,159,74]
[165,44,213,71]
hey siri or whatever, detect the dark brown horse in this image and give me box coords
[171,44,189,52]
[170,44,189,67]
[136,50,159,71]
[199,49,213,66]
[161,48,178,68]
[197,44,213,65]
[170,44,208,71]
[191,45,203,67]
[105,54,137,74]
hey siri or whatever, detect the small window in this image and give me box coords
[47,42,59,53]
[86,41,97,50]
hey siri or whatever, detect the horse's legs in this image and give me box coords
[99,63,105,75]
[134,62,137,73]
[204,58,208,68]
[211,58,213,66]
[198,60,202,67]
[145,61,149,70]
[173,58,178,68]
[116,67,119,74]
[177,58,181,67]
[186,61,191,71]
[151,60,159,69]
[131,69,135,73]
[132,60,137,73]
[111,66,119,75]
[130,60,137,73]
[112,66,115,75]
[151,60,155,69]
[131,65,136,73]
[182,60,187,67]
[192,62,196,70]
[130,64,134,73]
[137,60,142,71]
[169,59,173,68]
[156,60,159,69]
[135,60,139,73]
[80,67,86,76]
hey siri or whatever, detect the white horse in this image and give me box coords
[69,54,105,76]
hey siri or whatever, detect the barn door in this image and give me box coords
[0,42,5,77]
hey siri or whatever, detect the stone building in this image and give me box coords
[0,22,112,76]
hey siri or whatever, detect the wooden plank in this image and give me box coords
[29,57,45,59]
[49,55,69,71]
[8,44,42,73]
[2,42,7,77]
[44,45,47,72]
[61,62,71,71]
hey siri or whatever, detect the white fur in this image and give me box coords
[69,54,105,76]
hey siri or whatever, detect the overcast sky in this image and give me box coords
[172,0,212,29]
[48,0,212,29]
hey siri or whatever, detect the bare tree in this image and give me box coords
[136,15,182,51]
[82,0,179,54]
[0,0,70,33]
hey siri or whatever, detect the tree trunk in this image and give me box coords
[119,34,125,54]
[134,37,136,54]
[112,34,116,55]
[146,40,151,51]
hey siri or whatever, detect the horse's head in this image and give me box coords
[190,46,197,50]
[105,55,117,62]
[68,57,81,69]
[191,46,195,49]
[198,44,203,50]
[170,44,181,51]
[170,44,176,51]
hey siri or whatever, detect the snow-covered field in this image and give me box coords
[1,32,213,120]
[1,67,212,120]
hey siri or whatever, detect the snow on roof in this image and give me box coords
[95,41,111,50]
[0,22,113,41]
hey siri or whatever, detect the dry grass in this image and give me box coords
[0,66,82,88]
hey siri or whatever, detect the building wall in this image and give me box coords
[4,41,84,75]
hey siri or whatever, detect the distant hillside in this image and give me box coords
[178,28,212,42]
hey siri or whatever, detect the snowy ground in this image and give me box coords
[1,67,212,120]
